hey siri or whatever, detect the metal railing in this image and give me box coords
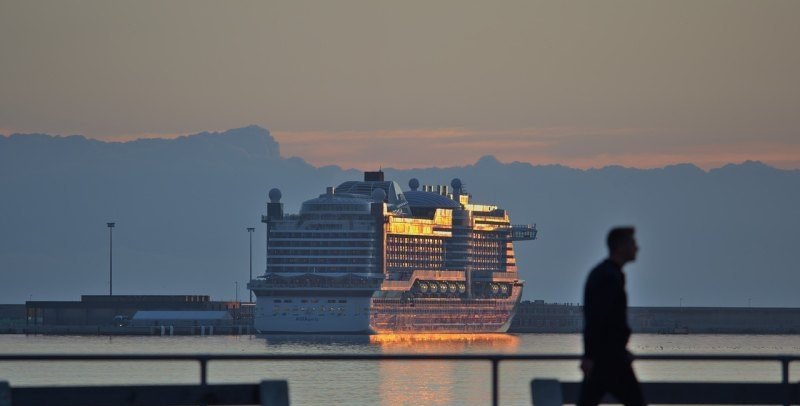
[1,353,798,406]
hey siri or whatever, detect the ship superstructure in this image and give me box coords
[248,171,537,333]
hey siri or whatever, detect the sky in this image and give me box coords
[1,1,799,170]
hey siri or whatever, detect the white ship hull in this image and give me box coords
[253,295,372,334]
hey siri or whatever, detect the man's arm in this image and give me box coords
[583,270,615,360]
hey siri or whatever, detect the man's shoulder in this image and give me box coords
[587,260,617,283]
[589,259,616,275]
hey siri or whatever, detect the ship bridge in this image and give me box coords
[507,224,538,241]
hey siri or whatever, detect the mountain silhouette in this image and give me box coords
[2,126,798,306]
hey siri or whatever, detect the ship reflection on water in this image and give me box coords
[257,333,519,405]
[374,334,519,406]
[370,333,519,351]
[257,332,519,350]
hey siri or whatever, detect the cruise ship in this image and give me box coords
[247,171,537,333]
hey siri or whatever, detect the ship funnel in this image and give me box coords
[451,178,463,193]
[266,188,284,220]
[365,171,384,181]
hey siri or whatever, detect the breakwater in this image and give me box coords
[4,300,800,335]
[509,300,800,334]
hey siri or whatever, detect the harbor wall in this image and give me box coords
[509,300,800,334]
[4,324,254,336]
[5,299,800,335]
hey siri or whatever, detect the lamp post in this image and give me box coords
[107,222,115,296]
[247,227,255,303]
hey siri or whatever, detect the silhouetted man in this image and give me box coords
[578,227,645,406]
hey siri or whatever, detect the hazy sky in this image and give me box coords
[2,1,799,169]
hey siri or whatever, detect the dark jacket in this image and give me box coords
[582,259,632,363]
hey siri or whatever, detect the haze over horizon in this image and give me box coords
[2,126,796,173]
[2,1,800,170]
[2,125,799,307]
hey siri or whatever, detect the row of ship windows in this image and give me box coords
[266,249,503,258]
[386,248,443,255]
[269,241,375,247]
[475,250,508,255]
[268,258,375,264]
[471,242,504,248]
[269,234,510,243]
[444,254,508,260]
[267,266,374,272]
[469,258,509,264]
[271,232,374,239]
[472,265,508,271]
[267,262,507,269]
[387,237,445,245]
[470,231,508,237]
[302,224,345,230]
[372,298,510,306]
[300,213,374,220]
[386,243,445,251]
[273,307,350,313]
[301,203,370,212]
[373,310,512,317]
[386,254,444,261]
[386,261,444,267]
[269,249,373,256]
[387,264,445,270]
[272,299,348,303]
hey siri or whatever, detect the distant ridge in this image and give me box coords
[4,127,796,174]
[1,126,798,307]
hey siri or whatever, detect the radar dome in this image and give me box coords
[268,188,282,203]
[409,178,420,191]
[450,178,462,191]
[371,188,387,202]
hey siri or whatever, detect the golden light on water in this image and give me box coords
[373,334,518,405]
[370,333,519,352]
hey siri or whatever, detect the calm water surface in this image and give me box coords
[1,334,799,405]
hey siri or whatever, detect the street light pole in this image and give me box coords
[247,227,255,303]
[107,222,115,296]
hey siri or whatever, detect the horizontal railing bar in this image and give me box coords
[9,383,266,406]
[0,353,797,362]
[557,382,800,404]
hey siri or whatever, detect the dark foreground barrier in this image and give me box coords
[0,381,289,406]
[532,379,799,405]
[0,354,797,406]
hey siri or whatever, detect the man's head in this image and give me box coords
[607,227,638,265]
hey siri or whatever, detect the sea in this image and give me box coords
[1,334,799,405]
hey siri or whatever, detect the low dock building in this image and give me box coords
[22,295,253,335]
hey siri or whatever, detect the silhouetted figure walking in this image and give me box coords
[578,227,645,406]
